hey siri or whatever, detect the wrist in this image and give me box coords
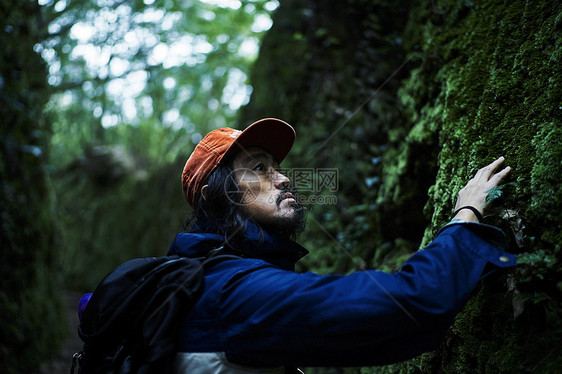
[452,210,478,222]
[452,206,483,222]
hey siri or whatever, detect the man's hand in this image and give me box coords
[452,156,511,222]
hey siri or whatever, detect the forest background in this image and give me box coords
[1,0,561,373]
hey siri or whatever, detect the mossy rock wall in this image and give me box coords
[0,1,66,373]
[241,0,561,372]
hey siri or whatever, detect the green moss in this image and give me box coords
[243,0,561,372]
[399,0,562,372]
[530,122,562,225]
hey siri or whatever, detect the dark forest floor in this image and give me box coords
[37,291,83,374]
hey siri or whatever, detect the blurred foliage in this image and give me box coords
[36,0,280,290]
[40,0,276,167]
[0,1,65,372]
[241,0,561,373]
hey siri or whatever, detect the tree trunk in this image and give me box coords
[0,1,66,372]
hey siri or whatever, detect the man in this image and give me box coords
[168,118,515,373]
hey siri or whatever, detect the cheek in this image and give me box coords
[239,180,261,202]
[239,179,275,205]
[241,186,280,218]
[255,193,278,211]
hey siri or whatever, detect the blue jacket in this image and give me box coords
[167,221,515,369]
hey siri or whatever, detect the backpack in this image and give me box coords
[71,253,237,374]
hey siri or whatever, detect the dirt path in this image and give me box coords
[38,291,83,374]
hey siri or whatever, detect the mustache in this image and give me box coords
[275,186,299,206]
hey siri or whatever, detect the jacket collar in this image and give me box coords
[167,221,308,271]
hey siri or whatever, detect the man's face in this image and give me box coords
[231,147,302,230]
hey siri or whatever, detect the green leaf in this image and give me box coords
[486,182,516,204]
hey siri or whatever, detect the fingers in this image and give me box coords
[475,156,506,181]
[489,165,511,185]
[455,157,512,217]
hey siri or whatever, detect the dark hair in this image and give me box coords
[184,159,306,245]
[184,160,249,244]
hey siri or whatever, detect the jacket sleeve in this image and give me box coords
[220,222,516,367]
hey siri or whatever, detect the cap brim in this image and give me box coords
[222,118,295,164]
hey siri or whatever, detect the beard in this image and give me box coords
[264,186,307,239]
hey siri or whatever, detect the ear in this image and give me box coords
[200,185,208,201]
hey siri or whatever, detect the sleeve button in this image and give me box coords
[499,256,510,263]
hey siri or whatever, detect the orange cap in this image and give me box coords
[182,118,295,206]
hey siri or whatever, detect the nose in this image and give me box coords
[272,170,290,189]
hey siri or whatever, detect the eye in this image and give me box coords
[253,163,266,171]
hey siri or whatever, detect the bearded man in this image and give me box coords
[168,118,515,373]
